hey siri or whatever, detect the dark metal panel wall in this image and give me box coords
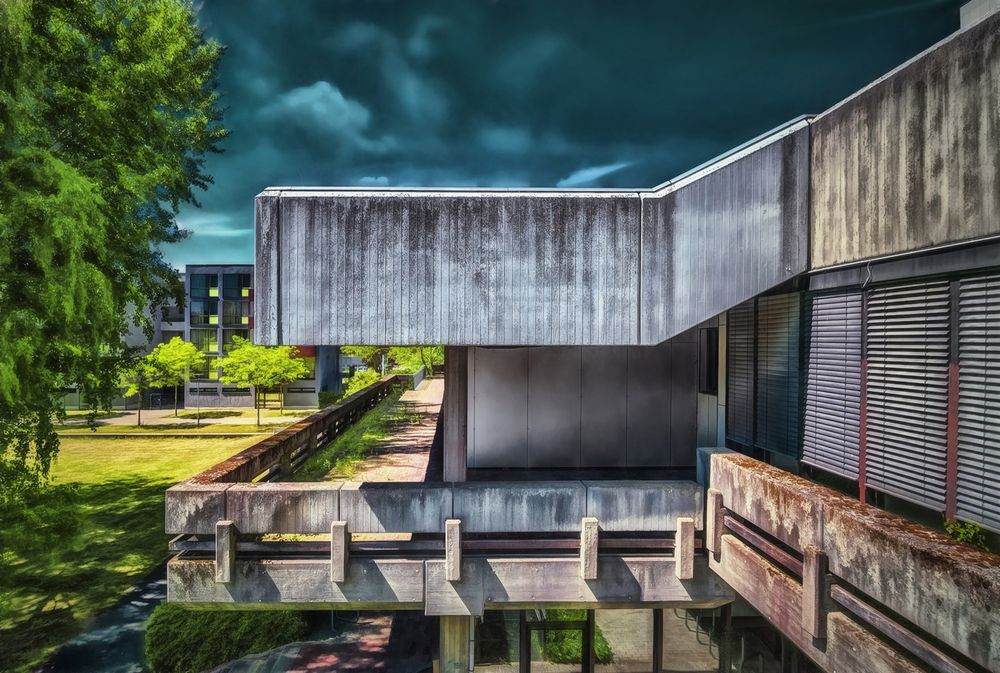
[527,347,582,468]
[470,347,528,469]
[801,290,863,479]
[865,280,951,510]
[468,342,698,469]
[810,11,1000,269]
[957,272,1000,532]
[580,347,628,467]
[640,124,810,344]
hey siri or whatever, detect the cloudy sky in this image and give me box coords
[167,0,961,266]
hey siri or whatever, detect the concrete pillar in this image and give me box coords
[439,615,473,673]
[444,346,468,482]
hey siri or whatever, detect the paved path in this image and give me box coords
[350,377,443,483]
[59,407,310,427]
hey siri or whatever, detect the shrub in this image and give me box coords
[944,519,989,551]
[537,610,613,665]
[144,603,310,673]
[340,369,382,399]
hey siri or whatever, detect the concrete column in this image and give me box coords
[439,615,473,673]
[444,346,468,482]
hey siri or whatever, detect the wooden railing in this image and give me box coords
[706,451,1000,673]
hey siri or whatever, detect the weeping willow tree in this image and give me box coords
[0,0,227,501]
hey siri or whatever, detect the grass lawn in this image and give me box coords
[289,389,408,481]
[0,434,257,673]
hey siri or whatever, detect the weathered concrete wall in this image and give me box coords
[810,11,1000,268]
[641,123,809,343]
[255,123,809,347]
[710,451,1000,672]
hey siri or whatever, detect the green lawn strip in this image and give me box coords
[289,388,409,481]
[0,435,257,673]
[56,423,280,435]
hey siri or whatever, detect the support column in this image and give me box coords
[439,615,474,673]
[444,346,468,482]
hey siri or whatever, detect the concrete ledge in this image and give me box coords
[168,556,424,608]
[225,482,341,534]
[340,482,452,533]
[584,480,703,531]
[425,559,485,616]
[711,535,921,673]
[165,483,230,535]
[454,481,586,533]
[482,556,732,609]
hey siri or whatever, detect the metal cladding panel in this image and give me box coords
[801,290,863,479]
[725,301,755,447]
[580,347,628,467]
[470,347,528,469]
[625,344,673,466]
[958,272,1000,533]
[866,279,951,510]
[755,293,803,458]
[640,125,809,344]
[258,191,641,346]
[810,11,1000,268]
[527,347,582,468]
[469,342,698,469]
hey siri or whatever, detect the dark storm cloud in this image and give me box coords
[168,0,960,265]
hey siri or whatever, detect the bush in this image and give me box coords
[944,519,989,551]
[340,369,382,399]
[144,603,310,673]
[537,610,613,665]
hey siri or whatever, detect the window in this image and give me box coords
[190,273,218,298]
[222,387,251,396]
[190,328,218,353]
[191,356,219,381]
[189,300,218,326]
[298,356,316,380]
[190,387,218,397]
[285,387,316,394]
[222,273,252,299]
[699,327,719,395]
[160,303,184,323]
[222,300,250,326]
[222,328,249,353]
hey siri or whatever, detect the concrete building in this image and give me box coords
[167,8,1000,673]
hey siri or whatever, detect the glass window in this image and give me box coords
[160,302,185,323]
[191,356,218,381]
[222,328,249,353]
[475,611,521,672]
[222,300,250,326]
[190,273,219,298]
[222,387,251,396]
[223,273,252,299]
[699,327,719,396]
[190,300,219,326]
[298,356,316,380]
[190,328,218,354]
[595,609,653,672]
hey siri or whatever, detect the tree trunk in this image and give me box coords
[174,384,179,417]
[255,389,261,427]
[280,385,285,415]
[137,393,142,427]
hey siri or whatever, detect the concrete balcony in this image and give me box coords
[166,479,734,615]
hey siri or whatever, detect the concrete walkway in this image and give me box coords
[349,377,443,483]
[59,407,310,427]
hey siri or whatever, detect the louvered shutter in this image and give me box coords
[802,290,863,478]
[957,273,1000,533]
[865,280,950,509]
[726,301,755,447]
[755,293,802,457]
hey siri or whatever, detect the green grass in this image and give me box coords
[289,388,409,481]
[0,434,258,673]
[57,423,276,435]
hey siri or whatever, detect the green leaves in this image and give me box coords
[217,338,310,390]
[147,337,206,387]
[0,0,226,499]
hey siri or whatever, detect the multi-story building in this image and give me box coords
[167,7,1000,673]
[182,264,342,408]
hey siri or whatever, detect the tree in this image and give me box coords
[121,359,165,428]
[341,346,444,375]
[218,338,309,426]
[148,337,206,417]
[0,0,227,499]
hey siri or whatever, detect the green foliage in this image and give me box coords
[340,345,444,375]
[0,0,227,499]
[341,368,382,399]
[145,603,309,673]
[147,337,205,415]
[218,338,310,422]
[535,610,613,665]
[944,519,989,551]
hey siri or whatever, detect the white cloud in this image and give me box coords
[556,161,632,188]
[358,176,390,186]
[260,81,370,136]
